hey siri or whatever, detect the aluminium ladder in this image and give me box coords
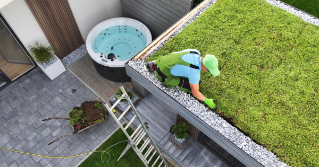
[103,85,169,167]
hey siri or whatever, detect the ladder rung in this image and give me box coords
[109,86,168,167]
[118,106,131,121]
[151,156,161,167]
[132,127,143,141]
[110,94,126,110]
[130,124,141,138]
[125,115,136,130]
[135,131,146,144]
[140,138,150,152]
[158,160,164,167]
[144,145,154,158]
[147,151,157,163]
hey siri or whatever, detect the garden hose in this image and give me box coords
[1,140,174,166]
[0,140,129,159]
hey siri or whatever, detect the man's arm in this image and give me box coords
[190,82,217,109]
[189,83,206,101]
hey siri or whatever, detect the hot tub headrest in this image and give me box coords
[108,53,116,61]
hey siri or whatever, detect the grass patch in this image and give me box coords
[79,127,168,167]
[79,128,145,167]
[147,0,319,166]
[280,0,319,18]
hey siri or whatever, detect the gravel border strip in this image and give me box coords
[61,44,88,67]
[126,0,319,166]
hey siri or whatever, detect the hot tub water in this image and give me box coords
[93,25,147,61]
[86,17,152,82]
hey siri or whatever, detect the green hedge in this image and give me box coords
[148,0,319,166]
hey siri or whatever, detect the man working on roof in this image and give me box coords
[145,49,220,110]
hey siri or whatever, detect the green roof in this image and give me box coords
[148,0,319,166]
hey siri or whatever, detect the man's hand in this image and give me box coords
[204,98,217,109]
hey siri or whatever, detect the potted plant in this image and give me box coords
[109,87,139,115]
[28,42,66,80]
[172,122,189,143]
[114,87,133,102]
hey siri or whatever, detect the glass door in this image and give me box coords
[0,14,34,88]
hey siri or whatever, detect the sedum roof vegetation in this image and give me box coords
[147,0,319,166]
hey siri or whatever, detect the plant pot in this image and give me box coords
[69,98,107,131]
[36,54,66,80]
[109,92,139,115]
[170,134,191,150]
[175,136,186,143]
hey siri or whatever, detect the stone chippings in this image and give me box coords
[61,44,88,67]
[125,0,319,166]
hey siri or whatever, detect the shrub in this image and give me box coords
[172,122,188,139]
[28,42,54,64]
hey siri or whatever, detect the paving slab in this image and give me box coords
[0,67,122,166]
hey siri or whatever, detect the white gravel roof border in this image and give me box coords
[128,0,319,166]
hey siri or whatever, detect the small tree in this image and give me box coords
[172,122,188,139]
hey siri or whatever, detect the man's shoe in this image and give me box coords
[145,62,155,72]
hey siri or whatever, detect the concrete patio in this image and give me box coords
[0,67,120,167]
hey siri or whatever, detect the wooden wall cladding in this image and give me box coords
[176,113,200,140]
[121,0,194,38]
[25,0,84,59]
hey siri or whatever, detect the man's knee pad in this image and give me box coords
[178,78,191,92]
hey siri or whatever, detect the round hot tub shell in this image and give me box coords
[86,17,152,82]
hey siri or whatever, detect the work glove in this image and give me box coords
[204,98,218,110]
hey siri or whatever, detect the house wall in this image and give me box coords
[0,0,49,48]
[68,0,122,41]
[0,0,122,51]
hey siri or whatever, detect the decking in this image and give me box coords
[125,94,227,167]
[68,54,141,102]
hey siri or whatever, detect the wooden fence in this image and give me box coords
[121,0,194,38]
[25,0,84,59]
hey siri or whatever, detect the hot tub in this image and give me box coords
[86,17,152,82]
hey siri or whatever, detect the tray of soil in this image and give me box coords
[69,98,107,133]
[43,98,108,145]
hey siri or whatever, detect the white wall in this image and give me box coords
[0,0,49,49]
[0,0,122,50]
[68,0,122,41]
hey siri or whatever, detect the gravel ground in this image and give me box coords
[61,44,88,67]
[128,0,319,166]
